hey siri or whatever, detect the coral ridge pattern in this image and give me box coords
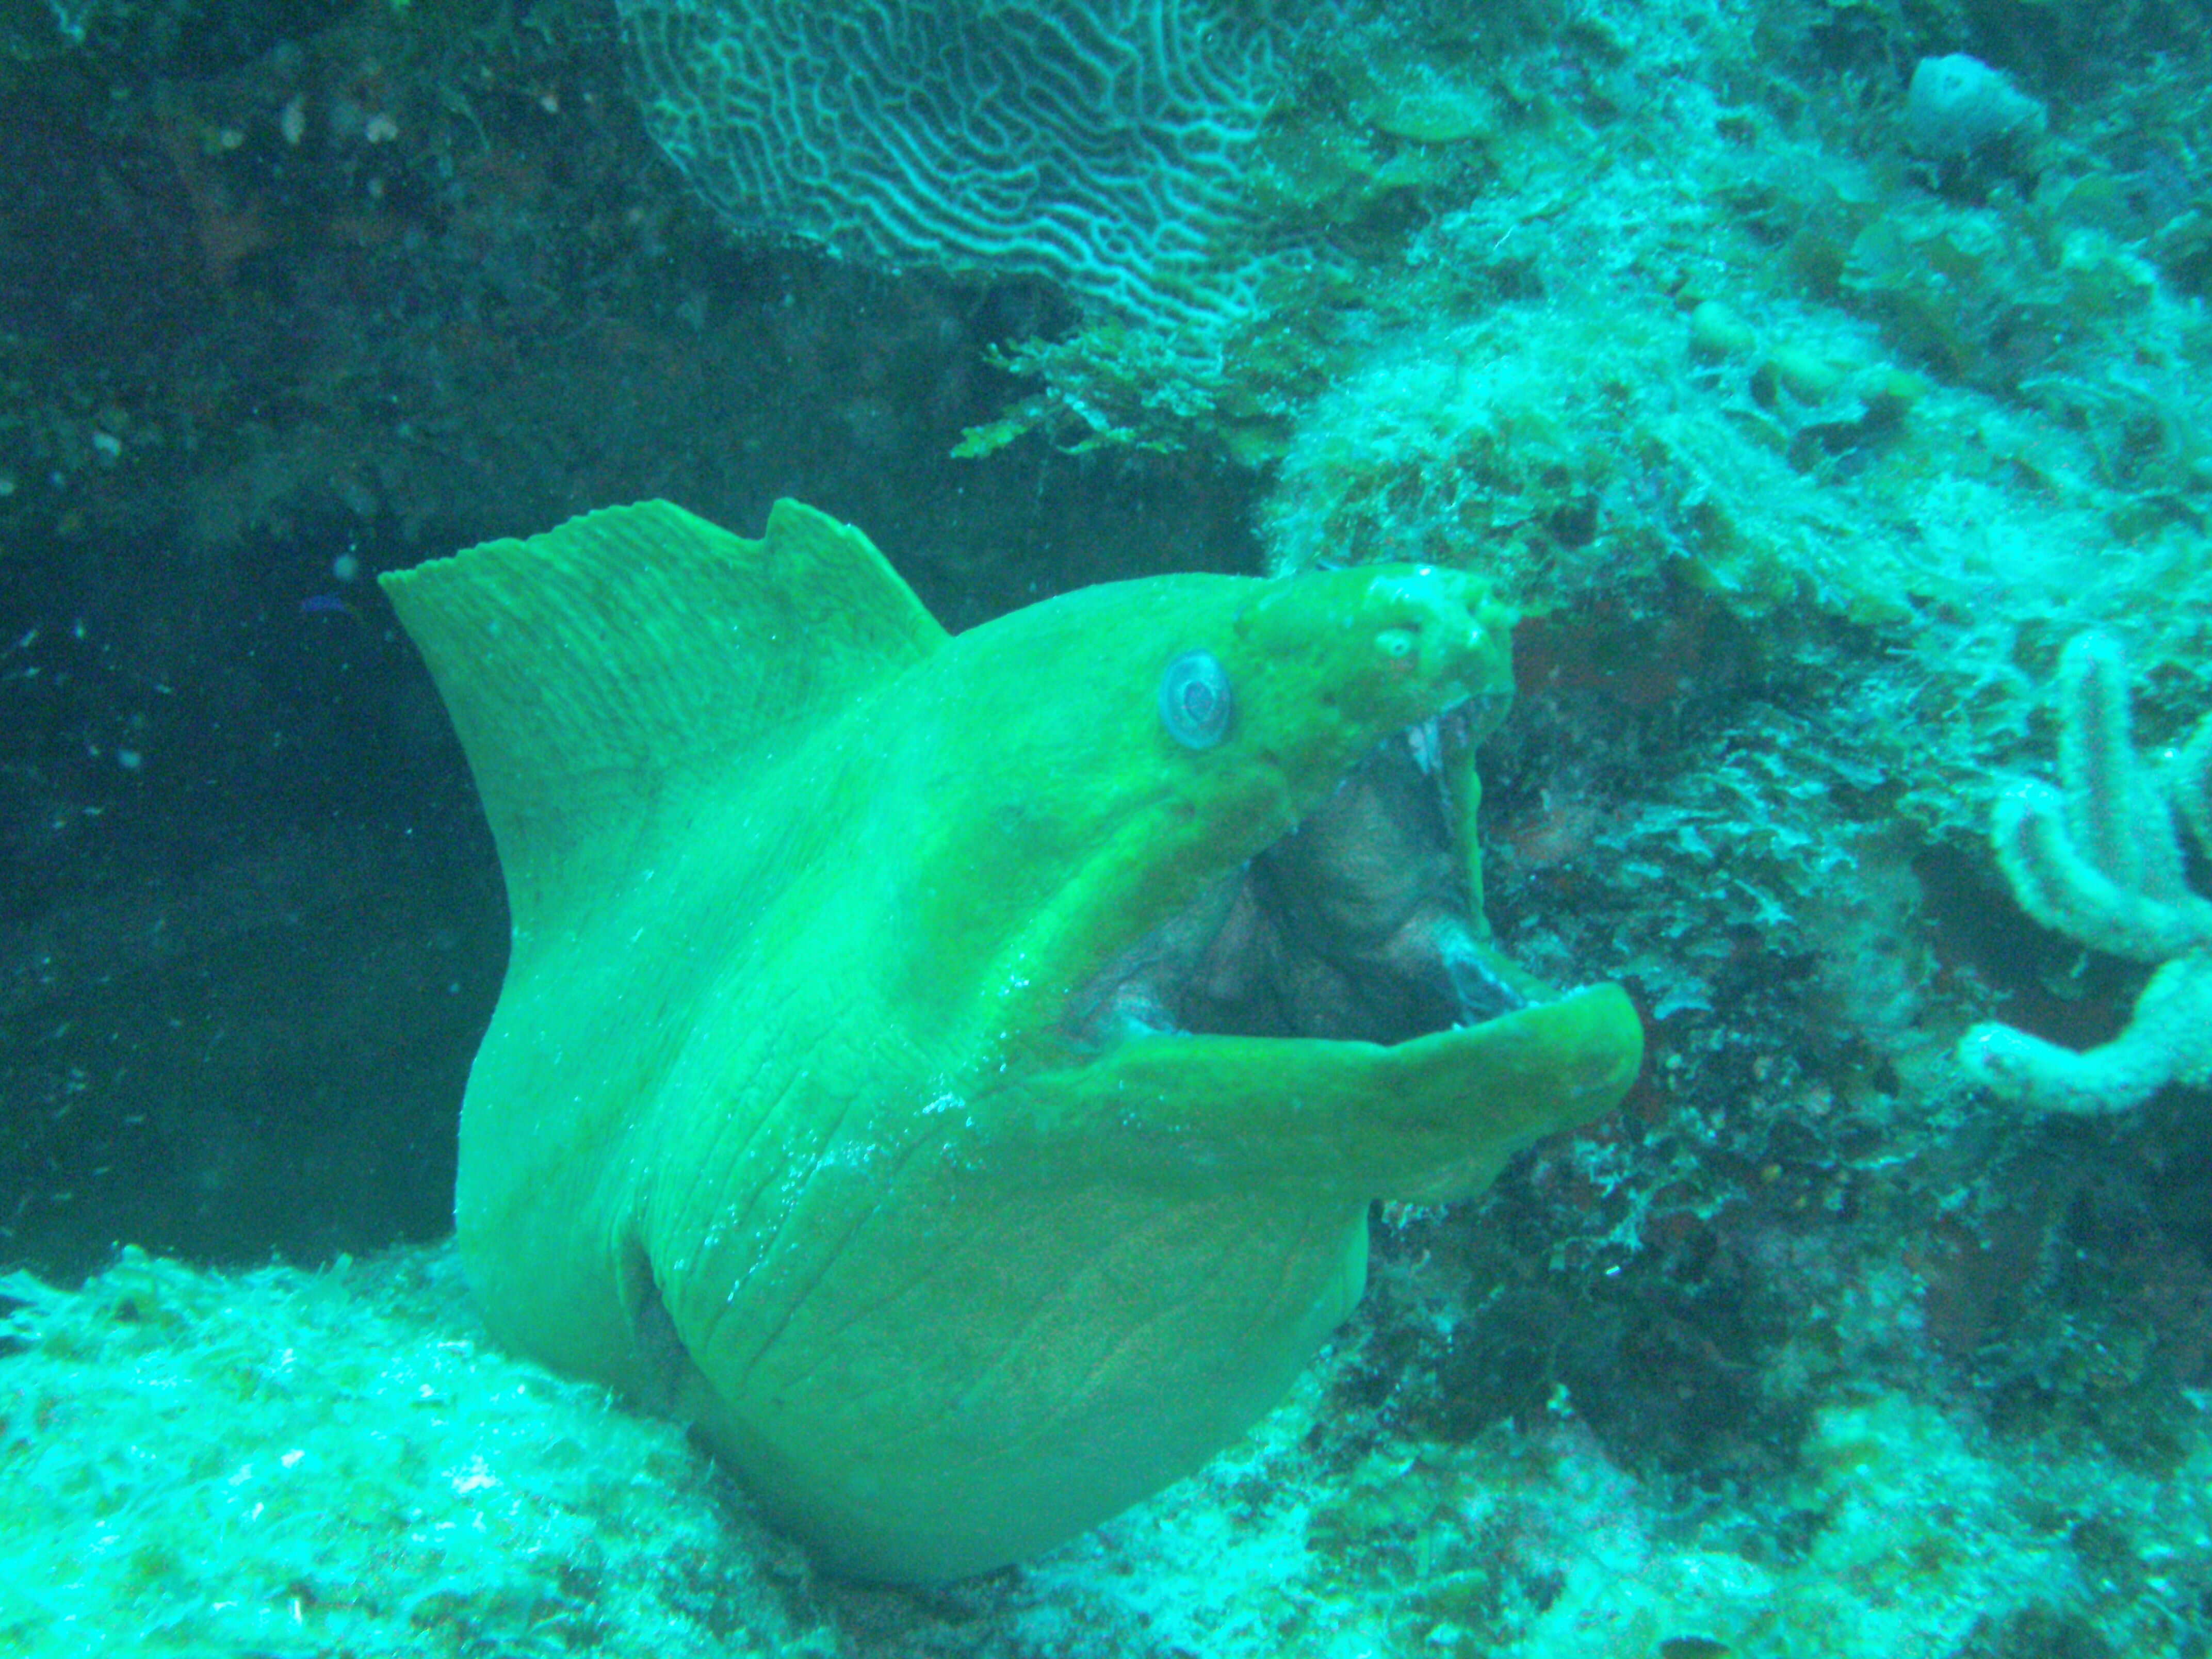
[617,0,1284,331]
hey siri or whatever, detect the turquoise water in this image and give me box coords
[4,1,2210,1653]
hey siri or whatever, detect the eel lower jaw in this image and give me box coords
[1034,981,1645,1203]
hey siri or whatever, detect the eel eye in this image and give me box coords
[1158,649,1233,750]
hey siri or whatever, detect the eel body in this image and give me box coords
[381,500,1641,1582]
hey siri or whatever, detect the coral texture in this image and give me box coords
[617,0,1286,332]
[1959,633,2212,1113]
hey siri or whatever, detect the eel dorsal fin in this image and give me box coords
[380,498,947,942]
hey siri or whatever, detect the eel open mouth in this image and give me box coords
[1069,701,1540,1050]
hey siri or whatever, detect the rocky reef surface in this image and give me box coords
[5,2,2211,1652]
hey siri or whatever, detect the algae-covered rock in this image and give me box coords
[1260,299,1929,629]
[1906,54,2046,169]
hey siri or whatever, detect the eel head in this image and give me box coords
[887,557,1642,1203]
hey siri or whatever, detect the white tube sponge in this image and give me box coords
[1958,634,2212,1113]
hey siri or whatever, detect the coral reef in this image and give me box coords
[6,1244,2210,1657]
[0,1248,812,1656]
[1960,632,2212,1113]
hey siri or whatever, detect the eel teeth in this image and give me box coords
[1440,925,1531,1025]
[1406,715,1442,777]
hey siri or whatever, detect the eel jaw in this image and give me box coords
[1066,701,1552,1052]
[1017,668,1646,1203]
[1031,703,1644,1205]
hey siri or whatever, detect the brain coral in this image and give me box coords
[617,0,1289,334]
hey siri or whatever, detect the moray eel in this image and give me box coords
[381,499,1642,1583]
